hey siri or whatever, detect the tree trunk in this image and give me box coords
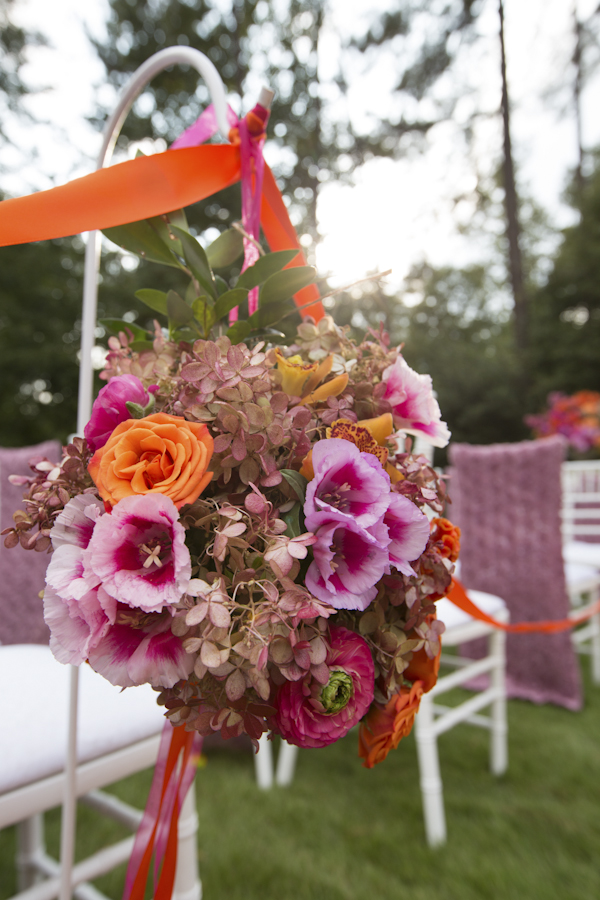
[499,0,527,354]
[573,1,585,193]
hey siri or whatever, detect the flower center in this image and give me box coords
[320,481,352,513]
[320,669,353,714]
[139,534,172,569]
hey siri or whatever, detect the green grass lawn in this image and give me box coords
[2,663,600,900]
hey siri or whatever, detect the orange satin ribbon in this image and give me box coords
[0,144,324,321]
[447,577,600,633]
[125,724,197,900]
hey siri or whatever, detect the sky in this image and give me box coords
[5,0,600,297]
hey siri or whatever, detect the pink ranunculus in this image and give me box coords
[87,613,194,689]
[382,356,450,448]
[272,626,375,748]
[304,438,391,527]
[382,492,431,577]
[86,493,191,613]
[84,374,151,453]
[304,511,390,611]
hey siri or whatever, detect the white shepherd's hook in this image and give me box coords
[61,49,228,900]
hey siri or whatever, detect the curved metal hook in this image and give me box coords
[77,47,229,434]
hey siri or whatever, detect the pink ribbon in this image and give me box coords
[122,721,202,900]
[171,101,270,323]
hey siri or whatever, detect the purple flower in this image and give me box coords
[86,494,191,613]
[382,356,450,448]
[383,493,431,577]
[273,625,375,748]
[305,511,390,611]
[304,438,391,527]
[84,374,151,453]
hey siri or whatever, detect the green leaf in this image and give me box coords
[226,320,252,343]
[102,219,184,268]
[280,469,308,503]
[281,502,303,539]
[206,228,244,268]
[171,226,217,300]
[99,318,150,341]
[236,250,300,291]
[135,289,168,315]
[214,289,249,321]
[191,296,216,335]
[129,340,156,352]
[247,298,295,330]
[167,290,195,328]
[214,275,230,296]
[259,266,316,307]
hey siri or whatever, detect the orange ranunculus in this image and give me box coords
[358,681,424,769]
[430,516,461,562]
[403,617,441,694]
[88,412,214,509]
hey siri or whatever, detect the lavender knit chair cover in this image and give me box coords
[0,441,60,645]
[448,436,582,711]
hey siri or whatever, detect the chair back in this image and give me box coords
[561,460,600,544]
[0,441,60,646]
[449,436,582,710]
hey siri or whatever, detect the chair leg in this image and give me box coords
[16,814,46,890]
[415,693,447,847]
[591,611,600,685]
[489,628,508,776]
[254,732,274,789]
[275,741,298,787]
[173,785,202,900]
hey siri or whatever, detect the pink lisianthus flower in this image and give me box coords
[84,374,152,453]
[383,493,431,577]
[304,438,391,527]
[382,356,450,448]
[304,511,390,611]
[272,626,375,748]
[44,495,116,665]
[85,493,191,613]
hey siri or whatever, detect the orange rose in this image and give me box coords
[358,681,424,769]
[430,516,461,562]
[88,412,214,509]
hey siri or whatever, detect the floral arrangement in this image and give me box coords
[525,390,600,454]
[4,213,458,767]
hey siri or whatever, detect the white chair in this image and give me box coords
[562,460,600,568]
[414,589,508,847]
[561,461,600,681]
[0,645,200,900]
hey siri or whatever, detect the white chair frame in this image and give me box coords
[2,48,229,900]
[414,595,508,847]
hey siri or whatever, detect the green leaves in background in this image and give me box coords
[236,250,299,291]
[171,226,217,300]
[259,266,316,307]
[99,318,150,341]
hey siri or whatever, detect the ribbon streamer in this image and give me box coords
[172,101,271,323]
[123,722,202,900]
[447,578,600,633]
[0,135,324,321]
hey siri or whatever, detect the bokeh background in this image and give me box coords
[1,0,599,463]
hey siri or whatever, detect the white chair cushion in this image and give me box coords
[0,644,165,794]
[436,589,507,632]
[565,560,600,591]
[564,540,600,570]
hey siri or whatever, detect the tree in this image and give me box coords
[529,152,600,411]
